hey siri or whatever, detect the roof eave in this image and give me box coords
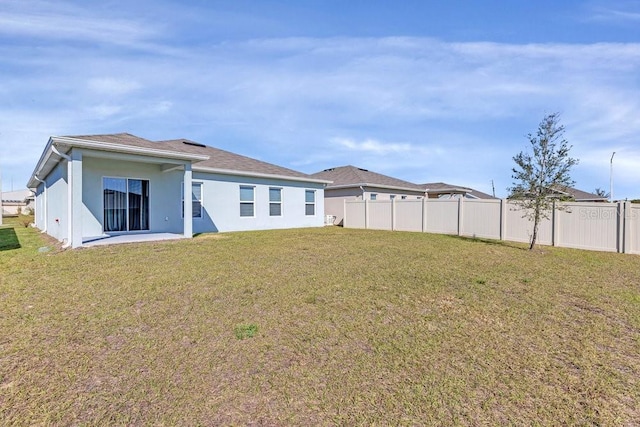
[51,136,210,162]
[27,136,211,189]
[193,166,332,184]
[325,183,426,192]
[425,187,472,193]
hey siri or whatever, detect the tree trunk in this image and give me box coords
[529,222,538,250]
[529,207,540,250]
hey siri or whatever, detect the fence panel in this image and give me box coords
[395,200,424,232]
[461,199,502,239]
[629,203,640,255]
[344,201,366,229]
[556,202,618,252]
[504,202,552,245]
[368,201,393,230]
[344,199,640,256]
[425,200,459,234]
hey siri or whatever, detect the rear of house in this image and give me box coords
[28,134,329,247]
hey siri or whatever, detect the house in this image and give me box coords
[310,165,426,225]
[27,133,330,248]
[422,182,497,200]
[1,189,35,216]
[551,186,608,202]
[508,185,609,203]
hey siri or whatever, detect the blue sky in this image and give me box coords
[2,0,640,198]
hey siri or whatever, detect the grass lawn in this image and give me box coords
[1,217,639,425]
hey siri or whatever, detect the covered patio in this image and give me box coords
[82,233,186,247]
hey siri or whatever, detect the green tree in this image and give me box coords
[509,113,579,250]
[594,187,610,199]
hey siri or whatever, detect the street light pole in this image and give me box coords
[610,151,616,202]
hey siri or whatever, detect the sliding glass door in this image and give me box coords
[103,178,149,232]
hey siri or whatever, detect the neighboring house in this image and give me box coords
[27,133,330,248]
[508,185,608,202]
[422,182,497,200]
[1,189,35,216]
[310,165,426,225]
[551,186,608,202]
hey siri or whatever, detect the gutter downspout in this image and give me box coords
[32,176,47,233]
[51,145,72,248]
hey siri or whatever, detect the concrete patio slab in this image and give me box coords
[82,233,186,247]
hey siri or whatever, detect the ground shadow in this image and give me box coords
[0,227,21,251]
[445,234,529,251]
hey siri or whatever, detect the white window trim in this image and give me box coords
[181,181,203,219]
[240,185,255,218]
[305,189,316,216]
[269,187,283,217]
[102,176,151,233]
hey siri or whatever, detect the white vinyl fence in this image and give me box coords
[344,199,640,254]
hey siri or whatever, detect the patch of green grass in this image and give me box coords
[1,217,639,425]
[234,323,258,340]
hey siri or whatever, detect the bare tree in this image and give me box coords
[509,113,578,250]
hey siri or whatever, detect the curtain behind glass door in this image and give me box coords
[103,178,127,232]
[128,179,149,231]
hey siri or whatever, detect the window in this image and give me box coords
[401,195,407,200]
[370,193,377,201]
[103,177,149,232]
[182,182,202,218]
[269,187,282,216]
[305,190,315,216]
[240,185,255,217]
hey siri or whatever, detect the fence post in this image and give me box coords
[391,198,396,231]
[616,201,624,253]
[343,199,347,228]
[365,199,369,230]
[500,199,506,241]
[422,198,427,233]
[551,200,558,247]
[623,201,632,254]
[458,197,464,236]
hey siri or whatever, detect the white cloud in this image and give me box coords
[332,137,414,155]
[2,21,640,197]
[0,1,157,46]
[87,78,141,96]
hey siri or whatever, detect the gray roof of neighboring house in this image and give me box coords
[311,165,426,192]
[466,188,498,199]
[551,186,608,202]
[29,133,329,187]
[2,189,34,202]
[421,182,497,199]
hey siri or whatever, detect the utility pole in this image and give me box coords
[610,152,615,202]
[491,180,496,198]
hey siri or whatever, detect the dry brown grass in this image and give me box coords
[1,217,639,425]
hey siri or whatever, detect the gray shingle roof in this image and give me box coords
[552,186,608,202]
[422,182,497,199]
[157,139,313,180]
[61,134,319,181]
[311,165,425,192]
[64,133,164,151]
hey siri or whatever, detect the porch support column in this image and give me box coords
[70,149,83,248]
[183,163,193,238]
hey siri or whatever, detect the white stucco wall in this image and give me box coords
[193,172,325,233]
[82,156,185,238]
[44,161,69,242]
[36,149,325,243]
